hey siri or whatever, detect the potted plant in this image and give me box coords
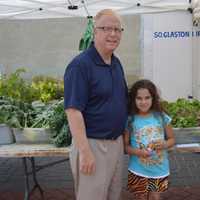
[13,99,72,147]
[2,97,71,147]
[0,96,50,144]
[11,100,52,144]
[162,98,200,144]
[0,100,15,144]
[0,96,42,144]
[0,69,70,146]
[0,96,22,144]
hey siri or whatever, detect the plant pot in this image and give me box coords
[0,124,15,144]
[173,127,200,144]
[13,128,51,144]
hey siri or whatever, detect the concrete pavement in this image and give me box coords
[0,152,200,199]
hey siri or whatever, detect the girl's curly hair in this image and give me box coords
[128,79,164,115]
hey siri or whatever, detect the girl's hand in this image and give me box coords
[153,140,167,150]
[137,149,151,158]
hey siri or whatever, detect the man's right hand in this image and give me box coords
[65,108,96,175]
[79,149,96,175]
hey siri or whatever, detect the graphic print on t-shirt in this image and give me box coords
[135,125,164,166]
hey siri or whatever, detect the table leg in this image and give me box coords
[21,156,68,199]
[30,157,44,199]
[22,157,30,200]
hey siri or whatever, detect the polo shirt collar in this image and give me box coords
[88,43,116,67]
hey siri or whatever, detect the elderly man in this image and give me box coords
[64,9,128,200]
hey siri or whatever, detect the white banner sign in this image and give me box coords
[142,11,200,101]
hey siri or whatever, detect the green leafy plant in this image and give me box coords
[0,96,34,128]
[0,68,37,103]
[162,98,200,128]
[29,101,53,128]
[0,68,64,104]
[30,99,71,147]
[0,68,70,146]
[48,100,71,147]
[0,97,71,147]
[31,75,64,103]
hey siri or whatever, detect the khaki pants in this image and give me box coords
[70,136,124,200]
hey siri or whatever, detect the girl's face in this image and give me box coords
[135,88,152,115]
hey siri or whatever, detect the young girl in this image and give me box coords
[124,79,175,200]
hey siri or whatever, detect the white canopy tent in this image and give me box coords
[0,0,200,101]
[0,0,194,19]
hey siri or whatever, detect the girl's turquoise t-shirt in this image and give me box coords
[127,112,171,178]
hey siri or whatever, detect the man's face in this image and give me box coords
[94,15,123,54]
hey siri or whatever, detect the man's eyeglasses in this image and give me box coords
[95,26,124,34]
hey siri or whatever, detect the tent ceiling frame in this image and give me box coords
[0,0,195,19]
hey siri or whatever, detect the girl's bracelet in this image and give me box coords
[163,141,168,149]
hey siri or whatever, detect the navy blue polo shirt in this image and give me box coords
[64,44,128,139]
